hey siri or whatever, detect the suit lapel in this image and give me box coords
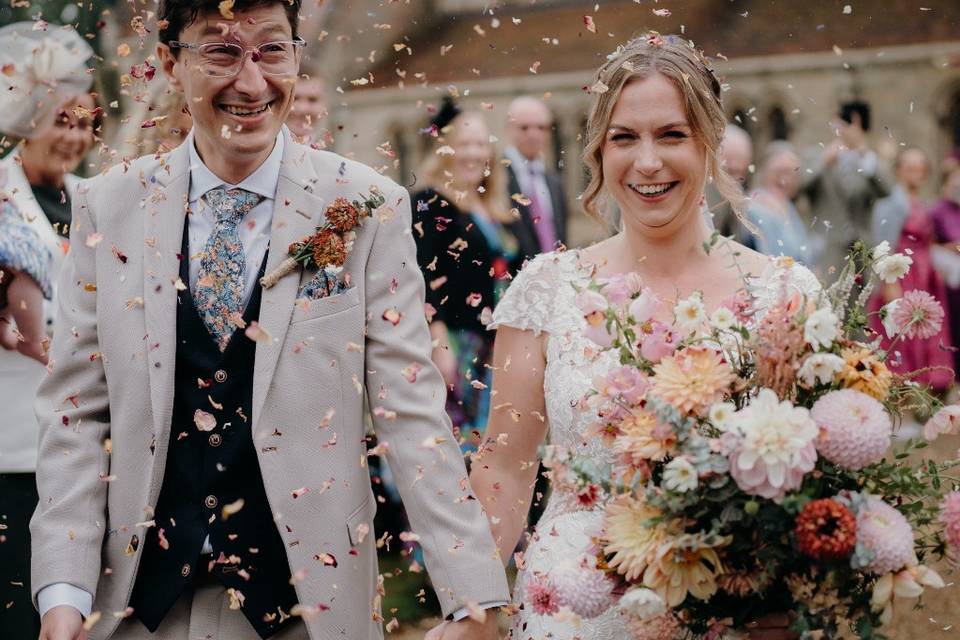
[144,144,190,445]
[251,131,326,428]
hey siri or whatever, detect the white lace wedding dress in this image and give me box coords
[489,249,821,640]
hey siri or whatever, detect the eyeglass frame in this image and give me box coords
[168,37,306,78]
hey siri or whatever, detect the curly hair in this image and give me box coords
[581,33,747,230]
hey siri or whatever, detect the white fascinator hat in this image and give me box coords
[0,22,94,139]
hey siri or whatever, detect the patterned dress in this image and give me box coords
[0,201,52,302]
[489,250,820,639]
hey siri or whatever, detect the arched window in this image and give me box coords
[769,106,790,141]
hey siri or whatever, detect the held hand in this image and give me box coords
[424,620,449,640]
[437,611,499,640]
[40,605,87,640]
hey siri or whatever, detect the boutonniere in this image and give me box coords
[261,189,386,289]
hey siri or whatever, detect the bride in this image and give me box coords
[470,35,816,639]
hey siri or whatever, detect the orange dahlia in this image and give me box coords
[642,533,727,606]
[795,498,857,562]
[838,347,892,400]
[651,346,733,416]
[614,409,677,464]
[603,495,666,582]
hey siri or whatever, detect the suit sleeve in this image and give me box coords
[363,185,509,617]
[30,185,111,606]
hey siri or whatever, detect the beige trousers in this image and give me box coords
[113,583,309,640]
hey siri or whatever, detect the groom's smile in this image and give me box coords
[158,3,298,184]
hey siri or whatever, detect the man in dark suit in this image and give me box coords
[504,96,568,259]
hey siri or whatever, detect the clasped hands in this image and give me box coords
[424,611,499,640]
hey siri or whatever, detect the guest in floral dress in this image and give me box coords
[411,97,523,450]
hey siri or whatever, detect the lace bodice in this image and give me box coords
[489,249,821,639]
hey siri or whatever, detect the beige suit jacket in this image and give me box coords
[30,130,508,639]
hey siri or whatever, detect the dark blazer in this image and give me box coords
[505,161,568,260]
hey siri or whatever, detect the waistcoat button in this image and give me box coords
[208,433,222,447]
[204,495,218,509]
[181,563,191,577]
[214,369,228,383]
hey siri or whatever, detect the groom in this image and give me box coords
[32,1,508,638]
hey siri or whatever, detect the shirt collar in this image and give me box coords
[187,130,284,202]
[505,145,545,176]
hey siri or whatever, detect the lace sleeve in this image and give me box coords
[489,252,570,336]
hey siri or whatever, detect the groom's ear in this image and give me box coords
[157,43,182,90]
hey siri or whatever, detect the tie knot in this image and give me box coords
[204,187,262,225]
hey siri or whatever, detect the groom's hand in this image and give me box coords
[39,605,87,640]
[426,609,499,640]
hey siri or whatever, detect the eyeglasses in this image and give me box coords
[169,38,306,78]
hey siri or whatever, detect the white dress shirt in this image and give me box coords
[38,130,503,624]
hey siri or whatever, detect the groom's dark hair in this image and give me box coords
[159,0,302,51]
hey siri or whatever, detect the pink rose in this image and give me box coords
[628,288,661,324]
[583,319,615,348]
[603,365,649,405]
[923,405,960,441]
[639,320,677,363]
[599,272,644,306]
[575,288,609,316]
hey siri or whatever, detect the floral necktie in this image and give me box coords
[193,187,262,351]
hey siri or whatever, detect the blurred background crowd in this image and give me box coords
[1,0,960,637]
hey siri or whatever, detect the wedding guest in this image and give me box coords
[745,141,813,263]
[801,100,890,279]
[0,22,96,639]
[504,96,568,259]
[32,2,506,639]
[412,97,522,450]
[709,123,753,238]
[872,147,929,248]
[869,148,953,391]
[930,164,960,372]
[286,72,327,142]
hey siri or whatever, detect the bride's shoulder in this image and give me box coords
[491,250,583,335]
[513,248,583,286]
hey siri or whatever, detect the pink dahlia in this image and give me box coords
[551,562,617,618]
[856,497,916,575]
[890,289,945,339]
[623,610,682,640]
[810,389,892,471]
[728,389,818,503]
[938,491,960,566]
[526,575,561,615]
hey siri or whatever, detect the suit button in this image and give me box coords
[204,495,218,509]
[214,370,228,383]
[208,433,222,447]
[181,563,191,577]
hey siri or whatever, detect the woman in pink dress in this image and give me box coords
[870,148,954,391]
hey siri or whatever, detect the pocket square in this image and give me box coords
[297,269,350,300]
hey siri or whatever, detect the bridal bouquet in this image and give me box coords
[533,239,960,639]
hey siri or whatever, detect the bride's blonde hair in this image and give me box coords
[582,33,749,230]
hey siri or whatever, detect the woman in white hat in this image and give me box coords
[0,21,98,638]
